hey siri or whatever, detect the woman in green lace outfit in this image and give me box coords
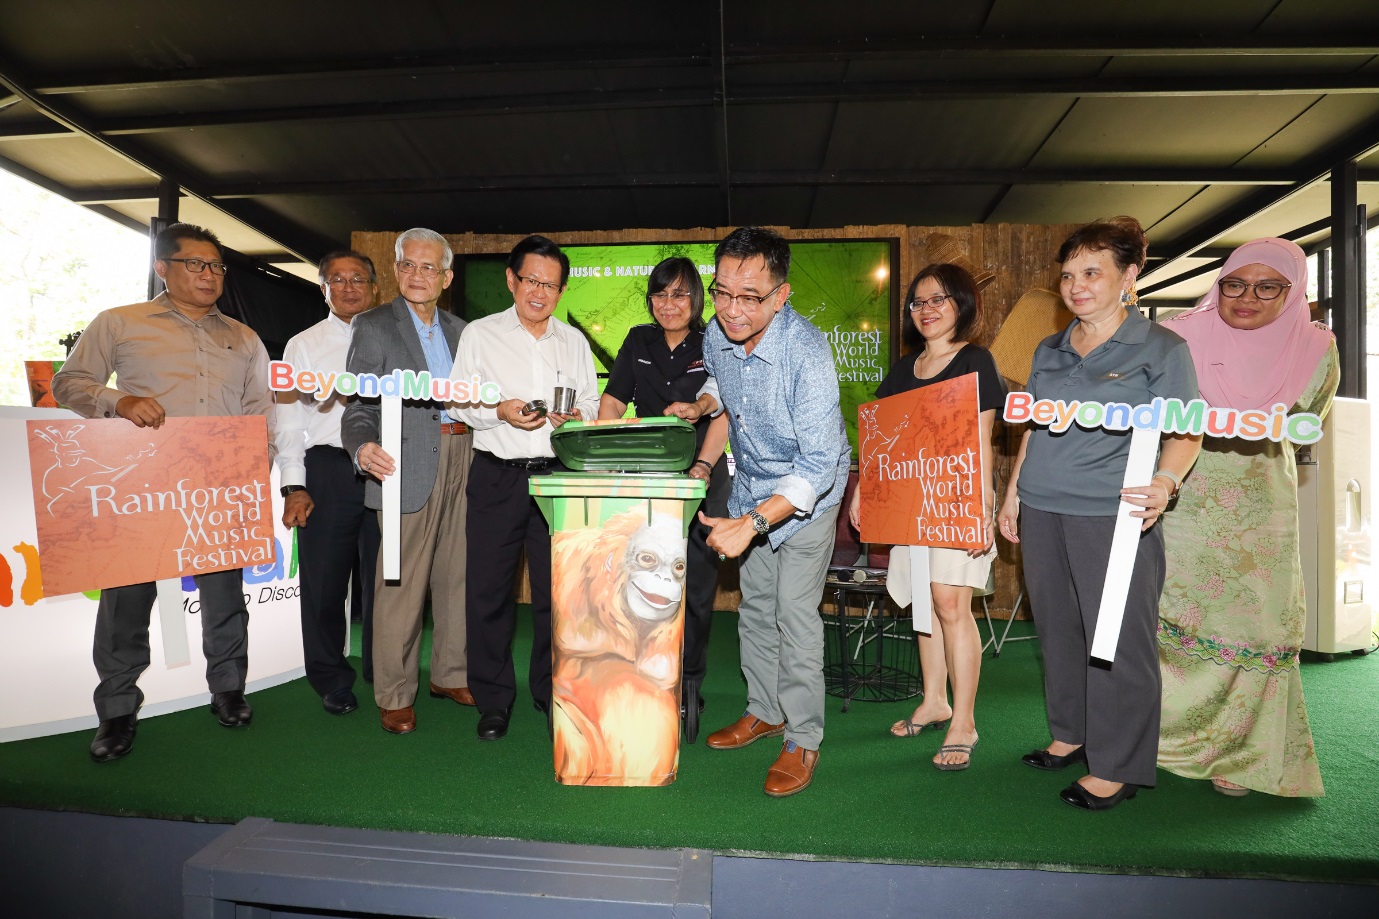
[1158,237,1338,798]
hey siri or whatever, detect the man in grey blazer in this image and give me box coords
[341,228,474,734]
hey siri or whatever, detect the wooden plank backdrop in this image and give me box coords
[353,223,1081,618]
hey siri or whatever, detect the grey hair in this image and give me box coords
[394,228,453,270]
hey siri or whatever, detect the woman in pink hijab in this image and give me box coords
[1157,238,1337,798]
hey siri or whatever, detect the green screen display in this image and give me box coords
[458,239,897,450]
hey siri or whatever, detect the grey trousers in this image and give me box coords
[736,503,839,750]
[1019,506,1165,787]
[371,431,471,711]
[93,568,248,721]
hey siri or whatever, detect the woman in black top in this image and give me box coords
[848,263,1006,770]
[600,257,730,739]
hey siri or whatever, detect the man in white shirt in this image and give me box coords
[451,235,598,741]
[274,250,381,716]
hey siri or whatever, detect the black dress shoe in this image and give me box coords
[322,688,358,716]
[90,714,137,763]
[210,690,253,727]
[476,707,512,741]
[1059,781,1139,811]
[1021,745,1087,771]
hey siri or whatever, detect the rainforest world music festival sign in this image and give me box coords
[857,374,988,550]
[26,416,273,596]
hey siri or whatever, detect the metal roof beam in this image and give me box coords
[0,60,336,262]
[24,34,1379,96]
[1141,113,1379,284]
[6,71,1379,140]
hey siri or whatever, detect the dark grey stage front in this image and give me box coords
[0,807,1369,919]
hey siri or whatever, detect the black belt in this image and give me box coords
[477,450,554,471]
[308,444,350,455]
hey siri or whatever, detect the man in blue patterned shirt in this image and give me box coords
[668,226,851,797]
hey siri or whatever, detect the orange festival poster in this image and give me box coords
[26,416,274,596]
[857,373,986,549]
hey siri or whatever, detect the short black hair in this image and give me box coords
[645,257,706,333]
[155,223,222,262]
[508,235,570,288]
[902,263,981,352]
[317,249,377,284]
[713,226,791,286]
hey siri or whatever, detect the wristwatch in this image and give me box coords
[747,509,771,535]
[281,485,306,498]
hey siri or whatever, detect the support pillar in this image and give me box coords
[147,177,179,300]
[1329,159,1367,398]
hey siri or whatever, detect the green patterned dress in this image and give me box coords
[1157,345,1339,797]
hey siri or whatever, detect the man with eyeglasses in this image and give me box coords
[667,226,850,797]
[341,228,474,735]
[53,222,275,763]
[450,235,599,741]
[274,250,381,717]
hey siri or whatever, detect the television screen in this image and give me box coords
[458,239,898,451]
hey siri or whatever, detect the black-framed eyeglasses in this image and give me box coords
[513,273,561,294]
[1218,279,1290,301]
[164,257,227,276]
[396,260,446,277]
[325,276,372,288]
[907,294,952,312]
[707,281,784,310]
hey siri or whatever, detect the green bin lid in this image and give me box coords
[550,416,697,472]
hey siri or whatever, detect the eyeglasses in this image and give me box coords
[164,257,227,276]
[396,260,446,277]
[513,273,561,294]
[707,281,784,310]
[907,294,952,312]
[325,276,372,288]
[1218,279,1290,301]
[650,290,692,305]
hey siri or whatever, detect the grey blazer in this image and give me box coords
[341,296,467,514]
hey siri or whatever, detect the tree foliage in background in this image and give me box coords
[0,171,147,406]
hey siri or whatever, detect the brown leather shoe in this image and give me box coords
[428,683,476,707]
[380,706,416,734]
[764,740,819,798]
[706,712,785,750]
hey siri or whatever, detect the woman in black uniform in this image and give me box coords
[600,257,731,741]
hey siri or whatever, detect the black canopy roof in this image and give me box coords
[2,0,1377,300]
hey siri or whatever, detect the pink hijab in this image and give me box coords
[1166,238,1333,410]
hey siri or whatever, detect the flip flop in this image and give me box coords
[1211,777,1251,797]
[889,717,950,738]
[933,738,978,771]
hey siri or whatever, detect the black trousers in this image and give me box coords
[464,451,557,712]
[298,445,379,697]
[681,457,731,690]
[93,568,247,721]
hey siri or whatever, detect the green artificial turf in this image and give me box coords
[2,608,1376,884]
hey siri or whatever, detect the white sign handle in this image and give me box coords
[155,577,191,668]
[908,546,933,633]
[381,394,402,580]
[1089,427,1161,662]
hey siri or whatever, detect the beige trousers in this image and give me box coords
[372,431,472,710]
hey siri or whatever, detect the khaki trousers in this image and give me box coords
[371,431,472,710]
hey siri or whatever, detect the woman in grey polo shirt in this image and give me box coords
[998,217,1201,811]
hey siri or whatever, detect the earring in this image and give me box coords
[1121,282,1138,308]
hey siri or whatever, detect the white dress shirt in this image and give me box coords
[274,312,353,488]
[450,305,599,459]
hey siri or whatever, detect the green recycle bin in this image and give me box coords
[532,417,706,786]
